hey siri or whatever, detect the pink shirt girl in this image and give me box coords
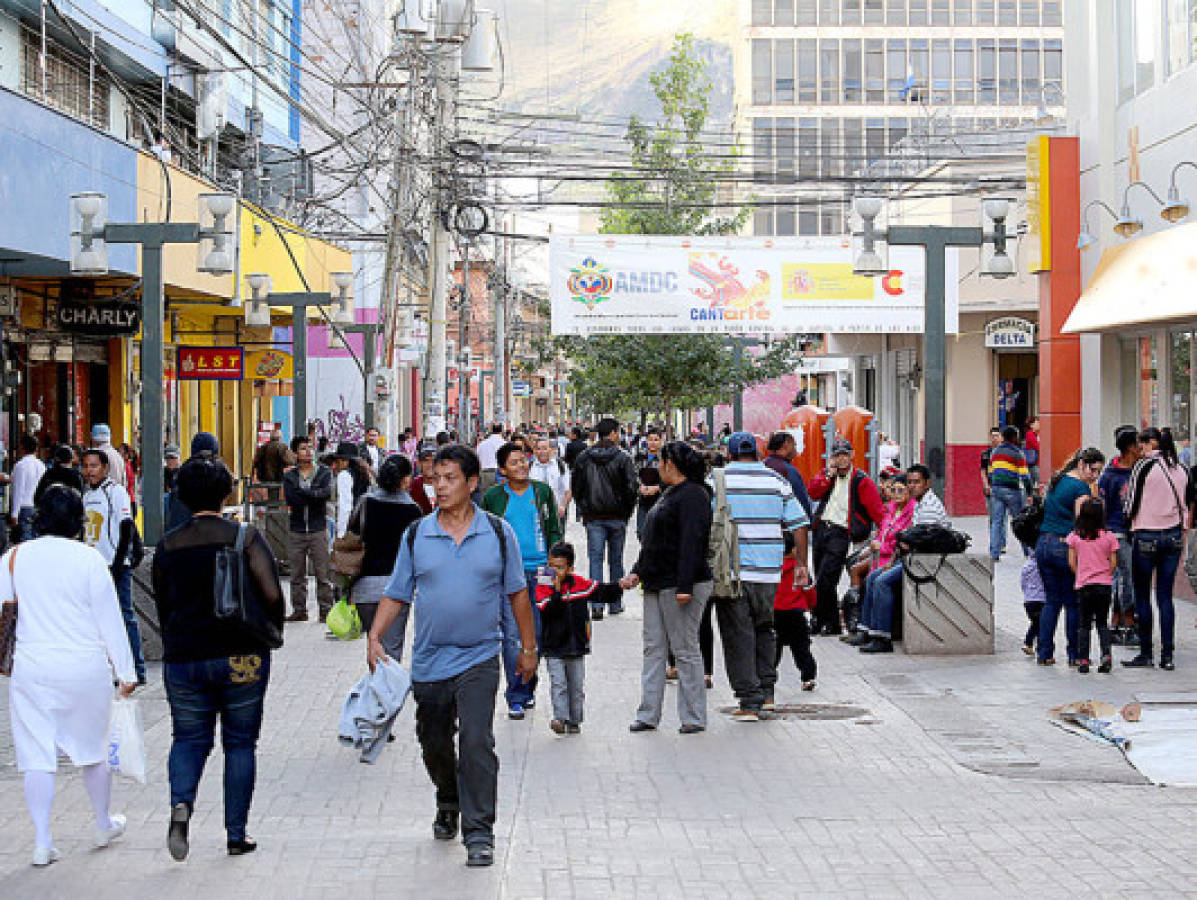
[1065,528,1119,588]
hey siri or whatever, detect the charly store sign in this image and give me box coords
[57,297,141,336]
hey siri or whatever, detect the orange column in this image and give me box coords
[1037,137,1083,477]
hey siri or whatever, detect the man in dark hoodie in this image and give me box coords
[1097,425,1141,641]
[570,417,638,619]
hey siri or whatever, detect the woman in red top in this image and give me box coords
[1024,416,1041,483]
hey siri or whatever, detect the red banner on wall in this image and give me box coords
[178,346,244,380]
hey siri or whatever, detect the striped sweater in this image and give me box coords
[987,442,1032,492]
[720,461,809,584]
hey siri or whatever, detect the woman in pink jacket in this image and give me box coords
[848,474,917,647]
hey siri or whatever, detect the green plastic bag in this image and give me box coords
[327,598,362,641]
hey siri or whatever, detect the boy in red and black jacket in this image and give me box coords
[775,531,818,691]
[535,542,619,735]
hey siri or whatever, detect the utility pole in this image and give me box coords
[493,237,507,428]
[457,240,471,442]
[422,51,456,438]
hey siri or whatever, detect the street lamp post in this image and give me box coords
[338,323,379,431]
[852,196,1015,498]
[245,272,355,437]
[70,191,235,544]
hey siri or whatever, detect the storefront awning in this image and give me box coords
[1064,222,1197,333]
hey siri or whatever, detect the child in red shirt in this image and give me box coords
[775,534,817,691]
[1066,497,1120,674]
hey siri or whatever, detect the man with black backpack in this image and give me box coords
[807,438,886,635]
[570,417,638,619]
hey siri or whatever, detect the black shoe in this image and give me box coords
[628,721,656,733]
[678,724,705,734]
[227,836,257,856]
[1077,661,1090,674]
[433,809,459,841]
[847,632,871,647]
[523,697,535,710]
[609,604,625,615]
[1121,654,1154,668]
[167,802,191,862]
[820,624,843,636]
[1098,655,1113,674]
[1161,656,1176,671]
[591,607,605,621]
[859,637,893,654]
[466,844,494,867]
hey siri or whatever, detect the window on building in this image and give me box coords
[821,118,840,176]
[798,40,817,103]
[754,209,774,236]
[865,0,885,22]
[887,39,908,100]
[821,0,841,24]
[753,118,774,184]
[777,117,797,182]
[932,0,951,24]
[999,39,1019,103]
[1019,0,1039,25]
[844,39,863,102]
[978,39,997,104]
[820,205,846,236]
[753,40,773,105]
[910,38,929,100]
[866,118,886,163]
[1164,0,1197,75]
[1042,0,1061,25]
[797,0,819,24]
[909,0,929,25]
[998,0,1017,23]
[954,0,972,24]
[843,118,864,173]
[932,40,951,103]
[887,0,907,25]
[843,0,863,24]
[1043,39,1062,94]
[975,0,995,23]
[1021,40,1041,104]
[776,39,795,103]
[799,209,819,235]
[19,25,110,131]
[866,40,885,102]
[820,40,841,102]
[753,0,774,24]
[889,117,908,151]
[776,0,795,24]
[776,205,798,236]
[1172,332,1193,442]
[1117,0,1158,101]
[954,40,975,103]
[798,118,818,177]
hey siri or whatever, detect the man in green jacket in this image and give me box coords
[481,442,563,718]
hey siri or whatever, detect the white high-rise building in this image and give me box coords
[734,0,1064,236]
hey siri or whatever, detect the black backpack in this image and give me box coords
[896,524,972,584]
[1011,496,1044,549]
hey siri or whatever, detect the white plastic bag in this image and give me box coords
[107,696,147,784]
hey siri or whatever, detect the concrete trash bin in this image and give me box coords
[901,552,995,655]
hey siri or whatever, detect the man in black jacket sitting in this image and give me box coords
[282,435,334,623]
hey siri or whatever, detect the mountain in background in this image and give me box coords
[482,0,737,129]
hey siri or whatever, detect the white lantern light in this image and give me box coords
[70,192,109,275]
[331,271,355,325]
[850,195,889,277]
[244,272,272,325]
[198,192,236,274]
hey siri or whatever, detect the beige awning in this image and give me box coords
[1063,221,1197,334]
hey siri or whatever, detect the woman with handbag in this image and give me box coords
[1036,447,1105,666]
[151,455,284,861]
[1122,427,1190,670]
[346,454,424,660]
[2,485,137,867]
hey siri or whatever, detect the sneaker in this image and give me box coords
[859,637,894,654]
[433,809,459,841]
[524,697,536,709]
[31,846,59,867]
[466,844,494,867]
[1161,656,1176,671]
[565,722,581,734]
[609,604,625,615]
[628,720,656,732]
[1078,661,1090,674]
[284,610,308,623]
[678,724,705,734]
[732,708,761,722]
[1022,644,1035,656]
[665,666,679,681]
[591,607,604,621]
[549,719,566,734]
[94,812,126,848]
[1122,654,1154,668]
[761,696,776,711]
[227,836,258,856]
[167,802,191,862]
[507,703,525,720]
[847,632,872,647]
[1098,655,1113,674]
[1037,657,1056,666]
[801,679,817,692]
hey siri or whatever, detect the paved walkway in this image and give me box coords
[3,516,1197,898]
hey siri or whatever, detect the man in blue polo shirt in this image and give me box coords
[367,444,535,868]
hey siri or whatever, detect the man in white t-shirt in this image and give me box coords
[476,423,506,494]
[529,436,571,519]
[90,423,127,489]
[81,448,145,682]
[10,433,45,542]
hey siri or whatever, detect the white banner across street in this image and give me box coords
[549,235,958,336]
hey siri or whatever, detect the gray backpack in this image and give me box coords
[708,470,741,599]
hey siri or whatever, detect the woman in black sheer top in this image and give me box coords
[151,455,283,862]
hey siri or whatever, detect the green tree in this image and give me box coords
[556,33,802,431]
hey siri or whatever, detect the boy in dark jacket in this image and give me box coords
[536,542,609,734]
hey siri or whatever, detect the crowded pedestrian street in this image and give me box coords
[2,518,1195,899]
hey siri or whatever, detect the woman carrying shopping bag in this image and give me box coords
[2,485,137,867]
[152,455,284,861]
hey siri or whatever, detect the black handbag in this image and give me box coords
[896,524,972,585]
[214,524,283,649]
[1011,496,1044,549]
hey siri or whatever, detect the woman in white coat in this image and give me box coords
[3,485,137,866]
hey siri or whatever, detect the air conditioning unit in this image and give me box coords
[0,285,18,317]
[372,370,394,399]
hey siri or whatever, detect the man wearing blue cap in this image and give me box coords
[90,423,127,489]
[715,432,810,718]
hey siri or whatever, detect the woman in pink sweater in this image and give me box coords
[1122,427,1191,670]
[848,475,917,646]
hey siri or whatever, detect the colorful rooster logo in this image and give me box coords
[689,253,771,311]
[567,257,613,308]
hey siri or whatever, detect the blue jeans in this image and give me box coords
[164,654,271,842]
[862,564,904,637]
[1112,532,1135,614]
[113,568,146,681]
[1131,526,1183,658]
[988,487,1025,559]
[585,519,627,613]
[501,571,542,707]
[1036,533,1078,662]
[14,506,35,543]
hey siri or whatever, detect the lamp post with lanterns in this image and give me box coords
[244,271,355,437]
[70,190,236,544]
